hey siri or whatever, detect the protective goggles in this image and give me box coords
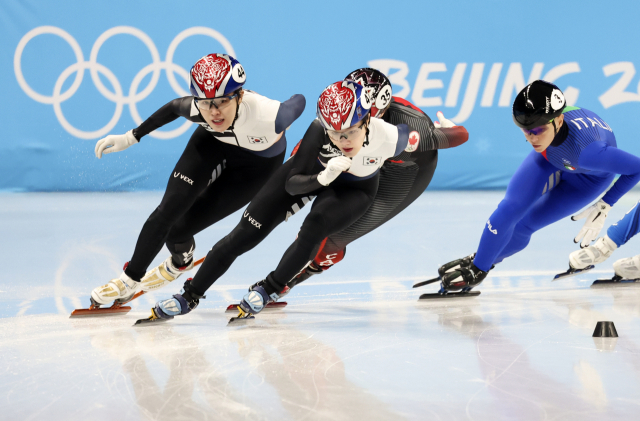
[326,122,365,141]
[521,118,555,136]
[196,93,239,110]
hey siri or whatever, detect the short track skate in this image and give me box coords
[228,306,256,325]
[70,257,205,318]
[552,265,594,281]
[591,275,640,287]
[419,290,481,299]
[133,308,171,326]
[413,277,481,299]
[224,301,287,313]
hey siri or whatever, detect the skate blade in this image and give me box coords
[70,289,147,318]
[228,306,255,324]
[552,265,594,281]
[134,317,169,326]
[419,291,481,300]
[591,278,640,287]
[70,306,131,317]
[413,277,440,289]
[133,309,170,326]
[228,315,255,324]
[225,301,288,313]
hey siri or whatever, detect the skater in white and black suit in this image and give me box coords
[144,79,409,322]
[88,53,305,309]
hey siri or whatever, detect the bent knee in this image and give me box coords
[298,213,330,244]
[153,195,192,223]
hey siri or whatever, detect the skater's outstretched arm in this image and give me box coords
[607,200,640,247]
[579,141,640,206]
[133,97,195,140]
[385,98,469,155]
[94,97,194,158]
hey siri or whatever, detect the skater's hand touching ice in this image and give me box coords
[572,200,611,248]
[95,130,138,158]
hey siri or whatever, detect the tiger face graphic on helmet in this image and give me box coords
[316,80,371,131]
[189,53,246,99]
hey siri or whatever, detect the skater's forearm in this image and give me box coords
[133,97,193,140]
[285,174,323,195]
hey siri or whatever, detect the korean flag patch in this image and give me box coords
[363,156,381,166]
[248,136,268,144]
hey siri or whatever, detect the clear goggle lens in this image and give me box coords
[326,123,364,141]
[196,94,238,110]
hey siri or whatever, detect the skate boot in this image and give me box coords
[225,278,289,314]
[230,276,284,322]
[413,253,477,289]
[287,262,323,290]
[134,279,205,325]
[250,279,291,301]
[91,270,141,307]
[569,236,617,270]
[438,253,476,277]
[153,279,205,320]
[140,256,194,293]
[613,254,640,280]
[440,262,490,293]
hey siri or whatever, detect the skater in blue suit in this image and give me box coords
[569,199,640,281]
[434,80,640,293]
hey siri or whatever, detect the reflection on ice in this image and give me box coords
[2,191,640,420]
[592,337,618,352]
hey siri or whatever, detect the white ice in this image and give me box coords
[1,191,640,420]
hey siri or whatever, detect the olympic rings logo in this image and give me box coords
[14,26,235,139]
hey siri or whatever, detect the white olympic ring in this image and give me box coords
[14,26,236,140]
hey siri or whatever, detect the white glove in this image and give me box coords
[317,156,351,186]
[572,200,611,248]
[95,130,138,159]
[433,111,456,128]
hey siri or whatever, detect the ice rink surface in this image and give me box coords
[2,191,640,421]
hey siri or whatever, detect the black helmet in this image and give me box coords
[512,80,566,130]
[345,68,392,118]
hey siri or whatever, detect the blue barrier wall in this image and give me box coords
[2,0,640,191]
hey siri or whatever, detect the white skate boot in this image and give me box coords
[91,272,141,306]
[613,254,640,280]
[139,256,194,293]
[569,236,617,269]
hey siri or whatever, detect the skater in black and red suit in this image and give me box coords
[280,68,469,295]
